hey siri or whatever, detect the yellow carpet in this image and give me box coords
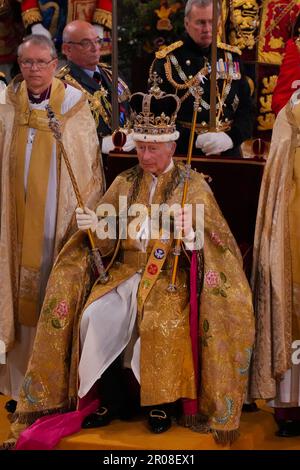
[0,395,11,446]
[1,395,300,450]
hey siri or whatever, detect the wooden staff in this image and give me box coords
[46,105,109,283]
[209,0,219,131]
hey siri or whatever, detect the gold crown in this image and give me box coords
[130,73,180,140]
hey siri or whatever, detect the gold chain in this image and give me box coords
[164,56,209,91]
[164,57,209,103]
[64,73,111,127]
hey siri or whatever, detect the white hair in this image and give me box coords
[185,0,221,18]
[18,34,57,59]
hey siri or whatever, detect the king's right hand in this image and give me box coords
[75,207,98,232]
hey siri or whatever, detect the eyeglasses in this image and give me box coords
[19,58,56,70]
[65,38,103,50]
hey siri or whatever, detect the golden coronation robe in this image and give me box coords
[250,89,300,403]
[0,76,104,399]
[10,162,254,444]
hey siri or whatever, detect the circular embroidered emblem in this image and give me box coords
[154,248,165,259]
[147,263,158,275]
[143,279,151,288]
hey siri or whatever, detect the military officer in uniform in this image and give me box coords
[150,0,254,157]
[57,20,134,167]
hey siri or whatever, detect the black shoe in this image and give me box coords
[148,408,172,434]
[81,406,115,429]
[4,400,17,413]
[276,420,300,437]
[242,403,259,413]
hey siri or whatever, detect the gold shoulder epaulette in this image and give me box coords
[217,41,242,56]
[155,40,183,59]
[99,63,112,81]
[55,64,70,79]
[99,62,111,71]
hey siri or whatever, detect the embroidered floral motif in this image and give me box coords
[22,374,45,405]
[201,318,212,347]
[205,270,230,297]
[43,298,57,316]
[23,375,37,404]
[51,300,69,328]
[213,397,234,425]
[210,231,228,252]
[43,297,69,329]
[54,300,68,319]
[205,270,220,288]
[236,348,252,375]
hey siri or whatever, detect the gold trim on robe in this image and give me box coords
[10,163,254,443]
[250,97,300,400]
[0,75,104,352]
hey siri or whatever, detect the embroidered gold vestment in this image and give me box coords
[0,76,104,352]
[11,163,254,442]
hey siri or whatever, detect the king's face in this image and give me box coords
[136,141,176,176]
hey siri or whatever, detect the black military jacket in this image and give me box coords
[57,61,130,138]
[151,34,254,156]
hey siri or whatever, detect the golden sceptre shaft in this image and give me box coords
[46,105,109,283]
[168,83,202,292]
[209,0,218,132]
